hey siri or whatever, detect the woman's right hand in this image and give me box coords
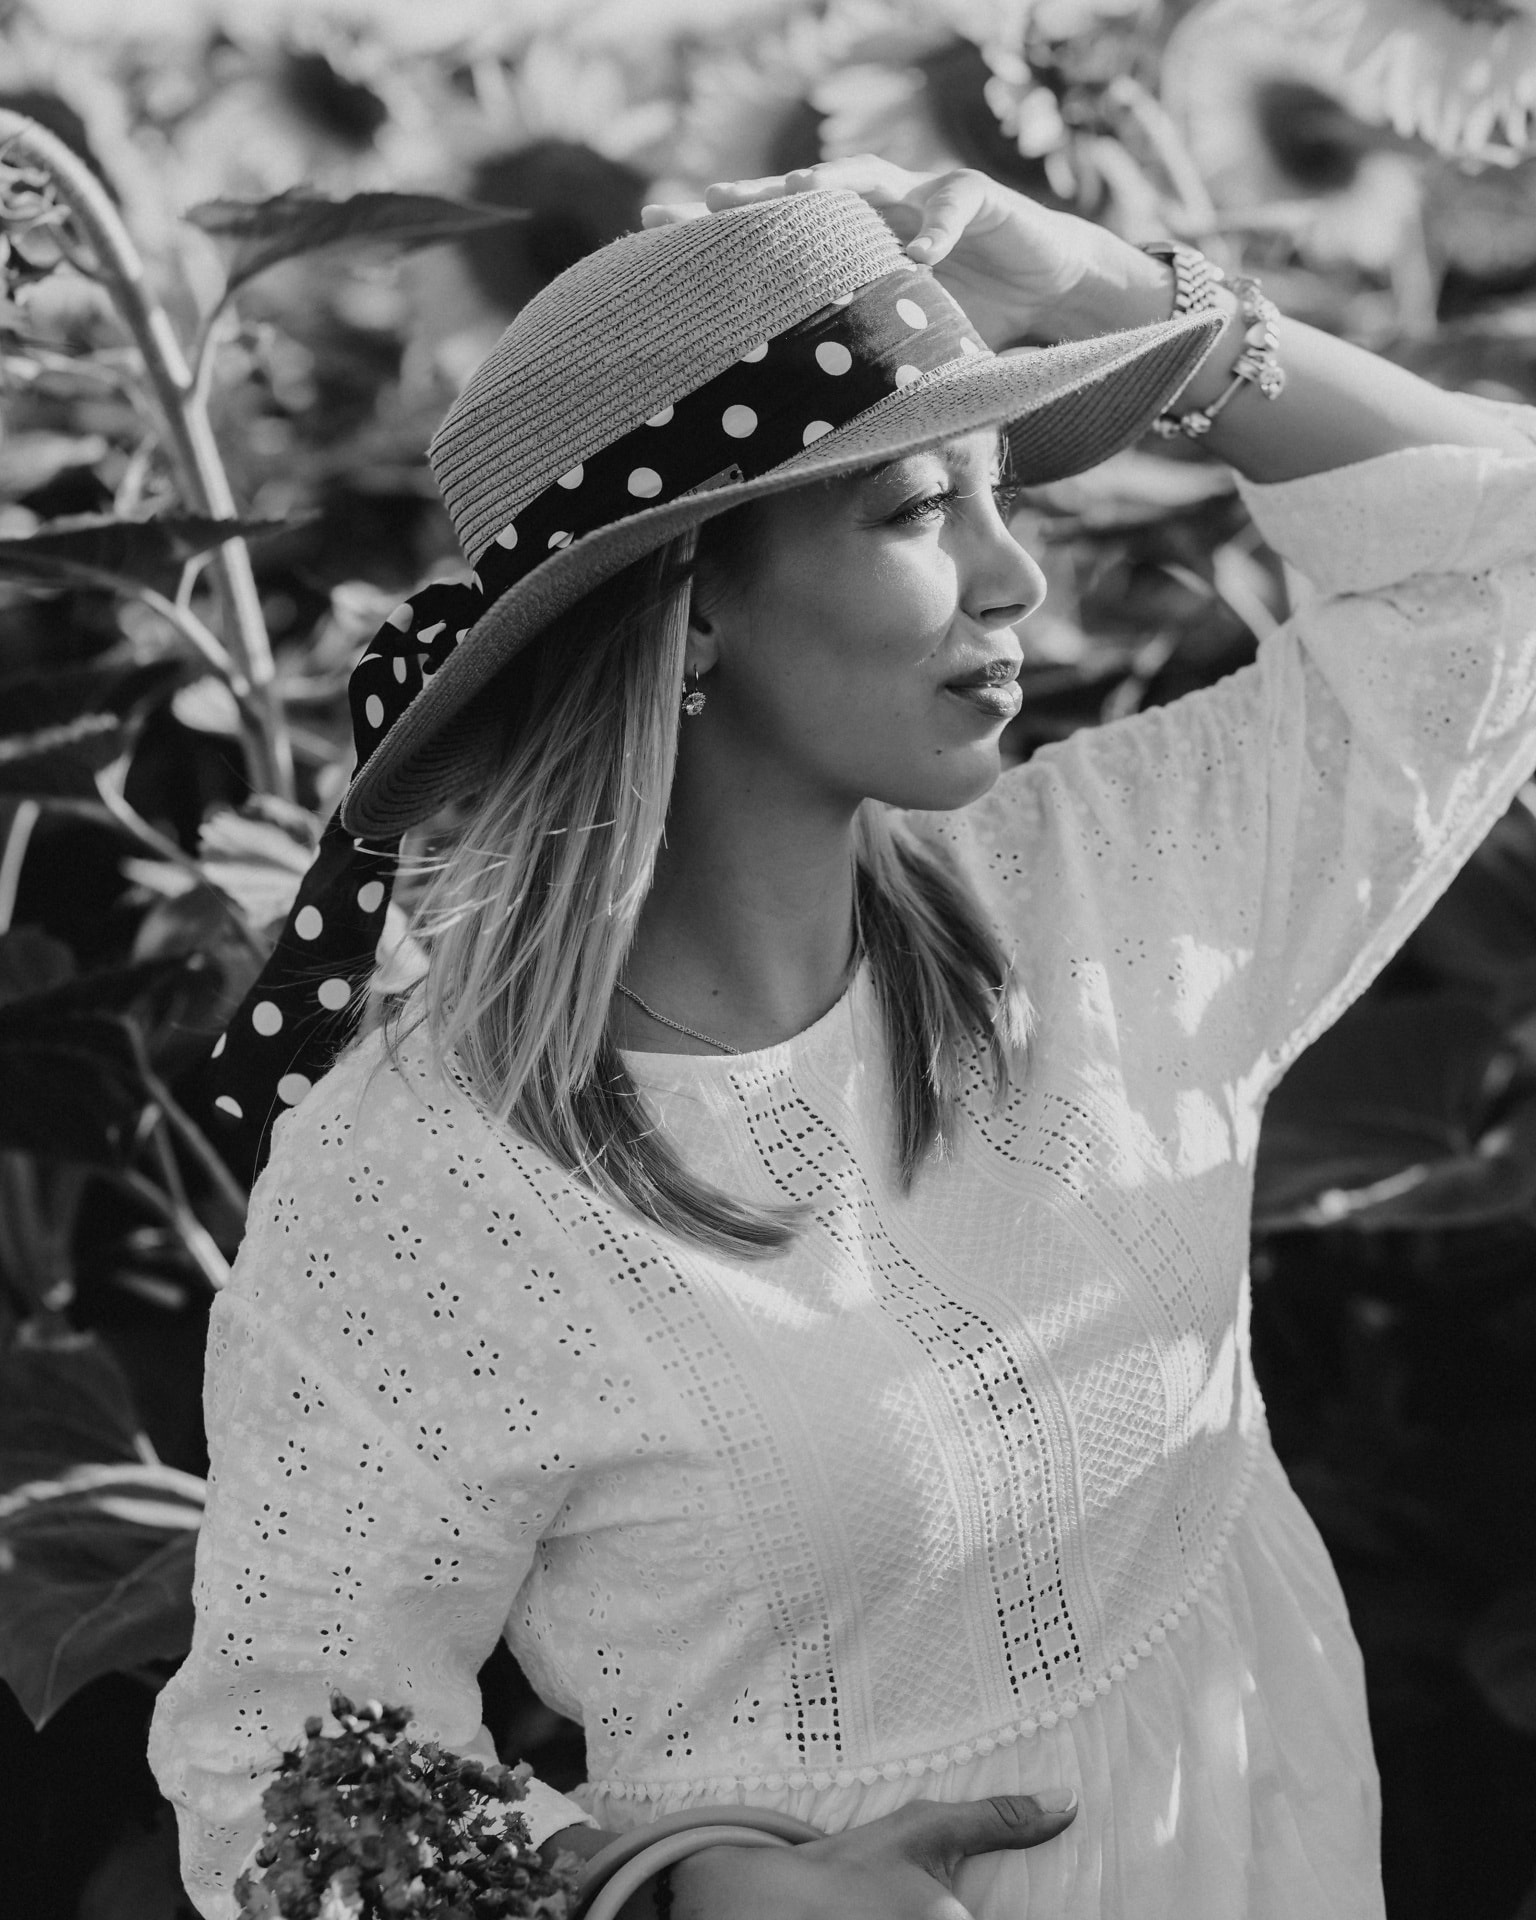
[649,157,1161,351]
[665,1788,1078,1918]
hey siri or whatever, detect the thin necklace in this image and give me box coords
[617,947,863,1057]
[615,981,740,1056]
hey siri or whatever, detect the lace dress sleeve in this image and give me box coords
[942,409,1536,1089]
[147,1050,592,1918]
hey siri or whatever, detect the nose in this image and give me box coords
[964,512,1047,633]
[967,495,1052,637]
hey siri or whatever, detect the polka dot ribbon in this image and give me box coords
[196,263,984,1185]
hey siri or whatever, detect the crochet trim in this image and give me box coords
[585,1430,1261,1804]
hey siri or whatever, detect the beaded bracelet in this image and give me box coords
[1151,272,1286,440]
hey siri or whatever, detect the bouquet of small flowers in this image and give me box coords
[235,1695,580,1920]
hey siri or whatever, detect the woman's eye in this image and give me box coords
[887,479,1019,526]
[890,487,958,525]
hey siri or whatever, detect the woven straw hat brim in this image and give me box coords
[343,306,1224,838]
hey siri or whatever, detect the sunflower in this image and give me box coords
[666,10,841,193]
[666,2,996,198]
[1292,0,1536,161]
[1162,0,1427,277]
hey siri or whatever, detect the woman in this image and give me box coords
[151,158,1536,1920]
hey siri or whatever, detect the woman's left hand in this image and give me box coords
[642,155,1169,350]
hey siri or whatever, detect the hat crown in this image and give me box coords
[428,191,903,564]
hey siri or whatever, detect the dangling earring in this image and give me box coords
[681,670,706,718]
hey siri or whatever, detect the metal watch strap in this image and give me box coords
[1150,273,1285,440]
[1140,239,1224,317]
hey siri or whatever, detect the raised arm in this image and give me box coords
[1040,223,1533,481]
[682,157,1532,480]
[656,162,1536,1095]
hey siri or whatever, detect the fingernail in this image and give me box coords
[907,235,934,260]
[1032,1787,1077,1816]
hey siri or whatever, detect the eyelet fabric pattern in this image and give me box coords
[152,412,1536,1920]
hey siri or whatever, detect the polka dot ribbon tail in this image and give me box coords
[191,820,400,1185]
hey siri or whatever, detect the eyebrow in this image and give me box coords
[853,432,1008,485]
[850,456,906,483]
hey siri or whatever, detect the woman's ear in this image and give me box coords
[686,591,723,677]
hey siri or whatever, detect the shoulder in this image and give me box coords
[259,1020,492,1209]
[239,1021,631,1327]
[225,1025,589,1402]
[235,1021,531,1329]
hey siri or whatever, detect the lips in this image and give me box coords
[946,659,1020,689]
[943,657,1022,721]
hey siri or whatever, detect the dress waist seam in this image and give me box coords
[583,1425,1265,1805]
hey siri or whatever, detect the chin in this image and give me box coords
[878,745,1005,815]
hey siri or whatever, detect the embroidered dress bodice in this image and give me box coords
[152,420,1536,1920]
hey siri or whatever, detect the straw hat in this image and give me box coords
[342,189,1222,838]
[202,189,1225,1182]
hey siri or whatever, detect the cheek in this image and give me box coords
[754,546,956,696]
[718,529,981,796]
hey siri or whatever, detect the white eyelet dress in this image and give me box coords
[152,417,1536,1920]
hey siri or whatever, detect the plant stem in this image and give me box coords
[0,799,40,934]
[141,1057,252,1226]
[115,1165,231,1291]
[0,111,294,800]
[88,779,209,888]
[1105,77,1220,240]
[53,793,268,962]
[20,556,251,694]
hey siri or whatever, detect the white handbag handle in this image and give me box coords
[574,1806,823,1920]
[583,1825,795,1920]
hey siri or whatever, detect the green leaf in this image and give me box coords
[0,1331,202,1724]
[1254,996,1536,1231]
[0,657,187,736]
[0,658,189,797]
[0,1008,145,1161]
[0,431,109,502]
[0,950,193,1025]
[197,800,318,931]
[0,927,74,1006]
[0,1331,146,1496]
[129,884,268,1039]
[0,952,202,1163]
[185,188,525,296]
[0,950,224,1126]
[0,714,126,797]
[0,1510,196,1726]
[0,513,294,590]
[0,1154,88,1323]
[1409,793,1536,1013]
[1464,1583,1536,1735]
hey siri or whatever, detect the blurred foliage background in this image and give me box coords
[3,0,1536,1914]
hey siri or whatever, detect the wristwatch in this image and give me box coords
[1140,238,1226,317]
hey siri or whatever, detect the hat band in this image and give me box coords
[467,261,987,578]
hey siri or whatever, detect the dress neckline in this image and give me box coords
[620,961,867,1081]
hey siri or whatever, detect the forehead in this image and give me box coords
[698,427,1008,574]
[852,428,1006,483]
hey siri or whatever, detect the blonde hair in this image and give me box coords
[388,528,1030,1258]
